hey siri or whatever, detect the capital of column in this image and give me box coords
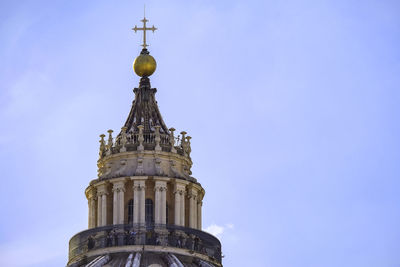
[155,186,167,192]
[132,180,146,191]
[133,185,145,191]
[154,180,167,192]
[187,186,198,200]
[112,180,126,192]
[85,186,97,200]
[187,193,197,200]
[174,189,186,195]
[197,191,205,201]
[112,187,125,193]
[96,183,108,197]
[174,180,187,195]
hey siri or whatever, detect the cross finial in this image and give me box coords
[132,8,157,49]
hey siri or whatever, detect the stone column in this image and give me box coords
[155,180,167,225]
[188,187,198,229]
[113,186,118,225]
[197,200,202,230]
[89,197,96,228]
[155,184,161,225]
[133,180,146,226]
[112,180,126,225]
[161,184,167,224]
[118,185,125,224]
[140,182,146,225]
[101,193,107,226]
[180,192,185,226]
[174,188,181,226]
[86,187,96,228]
[174,181,186,226]
[97,183,108,226]
[97,193,102,227]
[133,182,139,225]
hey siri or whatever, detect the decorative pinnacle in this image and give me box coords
[132,8,157,49]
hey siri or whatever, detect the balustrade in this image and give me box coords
[68,224,222,265]
[98,125,191,158]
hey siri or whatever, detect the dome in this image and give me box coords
[133,50,157,77]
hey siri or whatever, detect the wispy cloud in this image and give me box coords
[204,223,234,238]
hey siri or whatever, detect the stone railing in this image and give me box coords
[99,126,192,158]
[68,224,222,264]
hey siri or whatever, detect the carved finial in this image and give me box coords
[137,125,144,151]
[155,125,161,151]
[106,130,113,155]
[169,127,176,153]
[180,131,187,155]
[120,127,128,152]
[180,131,187,145]
[99,134,106,158]
[186,136,192,156]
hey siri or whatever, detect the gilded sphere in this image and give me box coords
[133,54,157,77]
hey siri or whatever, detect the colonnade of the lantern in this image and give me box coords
[86,178,203,230]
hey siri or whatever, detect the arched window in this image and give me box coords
[128,199,134,224]
[145,199,154,224]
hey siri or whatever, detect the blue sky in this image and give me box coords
[1,0,400,266]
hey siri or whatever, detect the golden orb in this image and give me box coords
[133,53,157,77]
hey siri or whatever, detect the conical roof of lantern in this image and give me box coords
[123,75,169,135]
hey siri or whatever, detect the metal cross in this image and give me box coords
[132,13,157,49]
